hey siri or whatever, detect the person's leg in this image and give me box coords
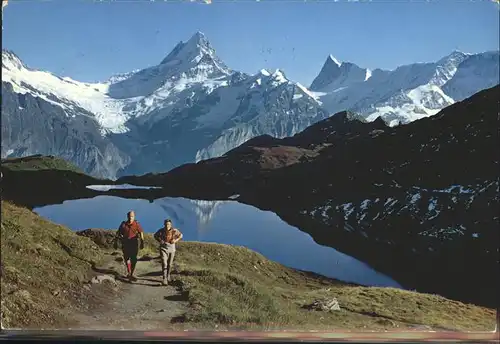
[122,243,131,277]
[160,247,168,285]
[129,238,139,280]
[166,251,176,282]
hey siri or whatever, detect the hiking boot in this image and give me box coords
[167,275,172,282]
[129,275,138,282]
[162,278,168,286]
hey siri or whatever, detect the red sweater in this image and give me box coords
[118,220,143,240]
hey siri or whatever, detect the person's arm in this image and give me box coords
[153,229,163,244]
[136,222,145,249]
[115,222,124,239]
[136,222,145,241]
[173,229,183,243]
[113,223,123,249]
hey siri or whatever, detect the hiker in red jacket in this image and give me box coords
[154,219,183,286]
[114,211,145,282]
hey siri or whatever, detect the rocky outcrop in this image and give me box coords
[77,228,118,249]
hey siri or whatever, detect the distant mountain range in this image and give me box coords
[311,51,499,126]
[2,32,499,178]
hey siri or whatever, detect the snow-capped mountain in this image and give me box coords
[106,70,141,84]
[107,32,231,101]
[441,51,500,101]
[1,51,130,178]
[106,32,329,175]
[311,50,499,126]
[195,69,328,161]
[1,32,328,177]
[2,49,129,135]
[2,32,498,178]
[309,55,371,92]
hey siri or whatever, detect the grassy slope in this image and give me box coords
[1,155,84,174]
[1,201,495,331]
[1,201,105,328]
[172,243,496,331]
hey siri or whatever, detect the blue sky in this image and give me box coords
[2,0,499,85]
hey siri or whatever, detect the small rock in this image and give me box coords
[304,297,341,311]
[83,285,91,291]
[90,275,117,285]
[52,290,60,296]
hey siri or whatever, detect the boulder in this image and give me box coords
[304,297,340,311]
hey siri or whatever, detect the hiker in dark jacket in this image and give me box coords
[154,219,183,286]
[114,211,145,281]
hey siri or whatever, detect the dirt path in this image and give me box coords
[66,252,189,330]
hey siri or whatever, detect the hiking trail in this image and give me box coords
[65,252,189,330]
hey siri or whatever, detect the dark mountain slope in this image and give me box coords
[118,85,499,307]
[1,155,110,209]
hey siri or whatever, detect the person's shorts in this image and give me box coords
[121,237,139,260]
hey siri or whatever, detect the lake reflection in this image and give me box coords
[34,195,402,288]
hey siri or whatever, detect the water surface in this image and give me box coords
[86,184,162,191]
[34,195,402,288]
